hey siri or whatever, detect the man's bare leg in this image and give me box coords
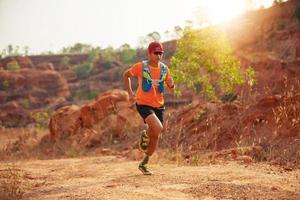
[138,113,162,175]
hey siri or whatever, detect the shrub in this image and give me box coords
[0,80,9,90]
[32,111,50,128]
[60,56,70,67]
[277,20,286,31]
[87,90,99,100]
[21,98,30,109]
[101,47,115,69]
[171,27,254,99]
[118,44,137,65]
[295,4,300,21]
[73,63,93,79]
[6,61,20,71]
[220,93,237,103]
[72,49,100,79]
[74,89,99,100]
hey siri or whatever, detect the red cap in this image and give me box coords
[148,41,164,53]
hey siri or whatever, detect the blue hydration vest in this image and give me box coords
[141,60,167,93]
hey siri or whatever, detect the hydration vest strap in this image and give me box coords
[142,61,152,80]
[142,60,167,93]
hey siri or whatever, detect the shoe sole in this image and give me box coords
[138,167,152,175]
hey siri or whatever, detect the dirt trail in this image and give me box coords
[1,156,299,200]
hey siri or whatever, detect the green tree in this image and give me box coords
[100,46,115,69]
[62,43,94,53]
[23,46,29,55]
[170,27,254,99]
[273,0,284,5]
[138,36,148,48]
[60,56,70,67]
[147,31,161,41]
[174,25,184,39]
[73,50,99,79]
[72,48,100,79]
[73,63,93,79]
[7,45,13,55]
[138,32,162,48]
[87,48,100,63]
[0,45,26,57]
[118,43,137,65]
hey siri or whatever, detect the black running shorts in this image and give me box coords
[136,104,165,123]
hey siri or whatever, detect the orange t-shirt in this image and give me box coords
[129,62,172,108]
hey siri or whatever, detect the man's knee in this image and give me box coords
[149,124,162,137]
[145,114,163,137]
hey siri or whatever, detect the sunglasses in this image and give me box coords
[153,52,163,56]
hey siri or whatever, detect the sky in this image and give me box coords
[0,0,276,54]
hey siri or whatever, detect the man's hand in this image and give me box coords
[128,92,135,103]
[166,77,175,89]
[123,68,136,103]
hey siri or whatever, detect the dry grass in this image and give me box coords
[0,127,48,160]
[0,164,25,200]
[272,77,300,136]
[159,80,300,168]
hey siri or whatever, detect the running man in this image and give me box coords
[123,41,175,175]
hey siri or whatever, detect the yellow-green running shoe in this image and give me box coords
[138,164,152,175]
[139,130,149,151]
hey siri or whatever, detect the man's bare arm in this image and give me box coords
[123,69,135,101]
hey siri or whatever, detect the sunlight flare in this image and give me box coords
[197,0,247,24]
[195,0,283,25]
